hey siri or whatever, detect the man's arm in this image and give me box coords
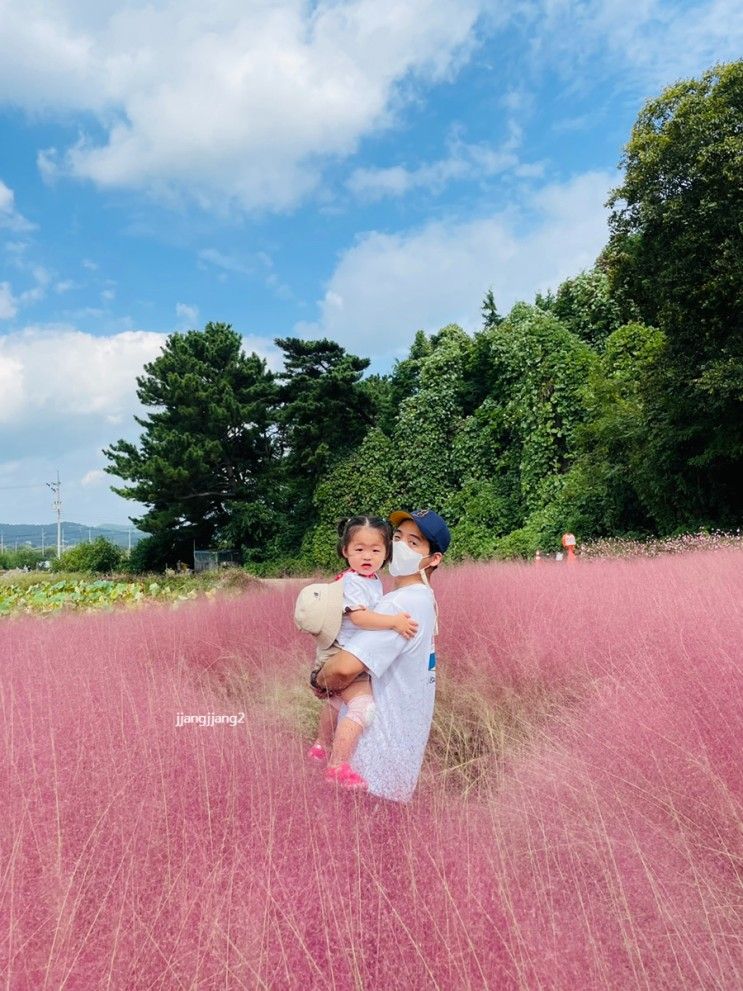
[315,649,366,693]
[348,608,418,638]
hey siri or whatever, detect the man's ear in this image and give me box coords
[428,551,443,569]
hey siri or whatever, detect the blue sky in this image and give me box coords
[1,0,741,527]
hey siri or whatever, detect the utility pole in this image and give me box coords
[47,471,62,560]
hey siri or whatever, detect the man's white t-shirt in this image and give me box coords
[341,582,437,803]
[336,571,383,648]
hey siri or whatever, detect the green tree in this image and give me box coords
[479,305,597,512]
[0,546,46,570]
[481,287,504,328]
[307,428,397,569]
[446,398,524,557]
[53,537,124,574]
[391,324,473,511]
[604,60,743,524]
[357,373,396,436]
[445,476,523,560]
[566,322,666,535]
[103,322,277,569]
[534,289,556,312]
[369,330,434,434]
[553,268,624,349]
[273,338,376,553]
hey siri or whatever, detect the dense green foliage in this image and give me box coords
[269,337,376,559]
[104,322,277,564]
[0,546,49,570]
[52,537,124,574]
[604,60,742,527]
[105,62,742,570]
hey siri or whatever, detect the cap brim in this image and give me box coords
[388,510,414,527]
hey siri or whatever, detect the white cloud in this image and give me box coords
[0,352,25,420]
[198,248,252,277]
[176,302,199,325]
[81,468,106,487]
[0,323,282,524]
[2,257,57,315]
[0,326,166,525]
[297,170,615,360]
[500,87,534,115]
[347,122,533,200]
[198,247,293,300]
[0,1,736,217]
[526,0,743,90]
[0,323,281,436]
[0,326,167,427]
[0,0,483,211]
[18,265,51,305]
[0,178,35,232]
[4,240,29,257]
[0,282,18,320]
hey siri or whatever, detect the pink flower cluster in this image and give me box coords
[580,528,742,559]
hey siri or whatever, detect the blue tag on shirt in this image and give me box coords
[428,651,436,671]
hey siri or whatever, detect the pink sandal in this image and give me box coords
[324,762,368,791]
[307,742,328,763]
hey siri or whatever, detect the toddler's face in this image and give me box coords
[343,526,387,576]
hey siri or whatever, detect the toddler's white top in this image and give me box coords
[336,569,384,647]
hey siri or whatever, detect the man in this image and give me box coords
[314,508,451,802]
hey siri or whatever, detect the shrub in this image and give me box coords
[52,536,124,574]
[0,546,47,570]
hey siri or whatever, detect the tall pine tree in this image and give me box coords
[273,338,376,554]
[103,322,277,568]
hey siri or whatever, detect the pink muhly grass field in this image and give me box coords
[0,552,741,989]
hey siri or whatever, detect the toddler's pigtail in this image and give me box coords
[336,518,351,559]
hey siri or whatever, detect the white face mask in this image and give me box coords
[388,539,427,577]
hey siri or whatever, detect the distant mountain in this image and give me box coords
[0,522,146,552]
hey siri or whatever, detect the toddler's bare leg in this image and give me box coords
[328,679,373,768]
[315,702,339,750]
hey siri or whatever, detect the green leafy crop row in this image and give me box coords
[0,577,203,617]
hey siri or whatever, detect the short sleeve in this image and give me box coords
[341,599,405,680]
[342,572,382,611]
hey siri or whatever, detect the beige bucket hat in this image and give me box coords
[294,578,345,649]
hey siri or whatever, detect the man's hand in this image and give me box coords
[391,611,418,639]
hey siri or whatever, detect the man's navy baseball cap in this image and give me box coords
[388,509,451,554]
